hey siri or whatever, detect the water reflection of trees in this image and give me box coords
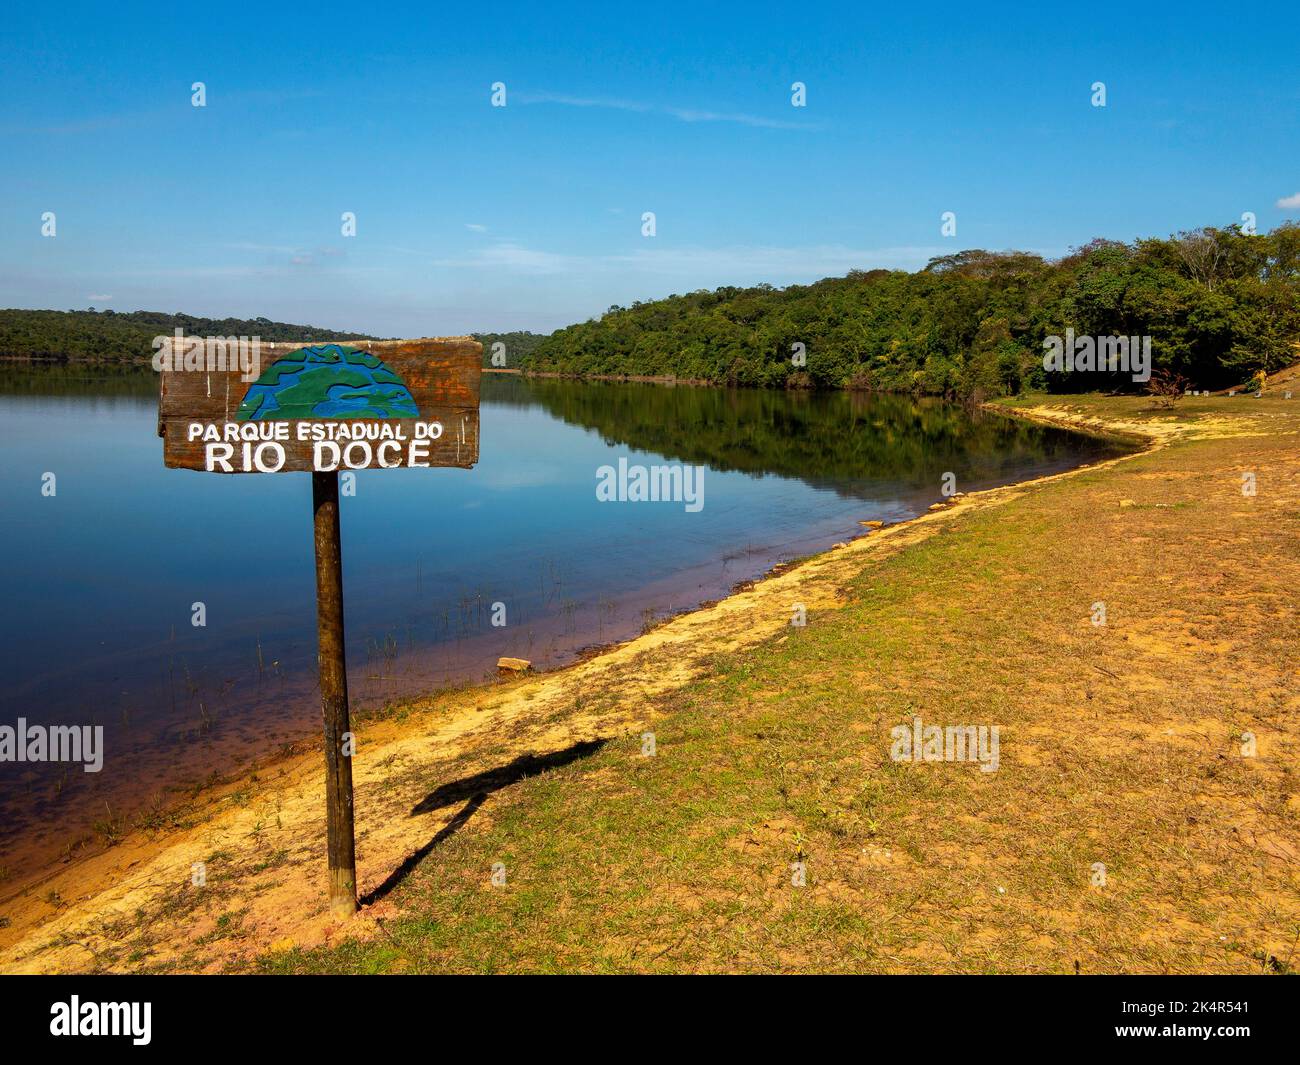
[0,363,158,397]
[484,375,1126,501]
[2,368,1125,503]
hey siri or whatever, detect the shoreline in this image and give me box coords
[0,388,1127,898]
[0,510,902,900]
[0,398,1160,971]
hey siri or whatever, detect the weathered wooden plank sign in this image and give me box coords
[158,336,482,917]
[158,337,480,472]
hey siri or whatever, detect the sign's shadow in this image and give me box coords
[361,738,608,906]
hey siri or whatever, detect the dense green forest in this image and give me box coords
[0,308,545,370]
[473,330,546,368]
[522,223,1300,397]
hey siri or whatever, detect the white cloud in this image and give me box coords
[604,244,948,277]
[662,106,809,130]
[517,92,650,114]
[464,223,488,232]
[223,241,301,255]
[216,243,350,269]
[87,293,112,301]
[1276,192,1300,209]
[432,241,575,275]
[431,240,946,280]
[517,92,818,131]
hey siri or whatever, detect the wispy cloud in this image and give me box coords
[517,92,819,131]
[223,241,302,255]
[430,240,945,280]
[464,223,488,232]
[517,92,651,114]
[87,293,112,301]
[433,241,574,275]
[662,106,810,130]
[221,241,348,269]
[1276,191,1300,209]
[605,244,945,276]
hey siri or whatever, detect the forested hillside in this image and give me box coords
[0,310,378,362]
[0,309,548,369]
[522,223,1300,397]
[472,330,547,367]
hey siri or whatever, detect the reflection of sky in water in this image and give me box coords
[0,378,1125,733]
[0,379,1124,727]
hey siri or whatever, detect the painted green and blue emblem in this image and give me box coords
[236,344,420,421]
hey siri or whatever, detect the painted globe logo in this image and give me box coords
[236,344,420,421]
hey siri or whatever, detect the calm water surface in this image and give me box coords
[0,367,1127,886]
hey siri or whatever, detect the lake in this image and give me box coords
[0,367,1128,888]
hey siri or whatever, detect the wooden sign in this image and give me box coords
[158,337,481,472]
[156,335,481,918]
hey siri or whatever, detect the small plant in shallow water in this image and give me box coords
[92,802,127,845]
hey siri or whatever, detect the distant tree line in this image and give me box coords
[0,309,378,362]
[472,331,547,368]
[521,223,1300,397]
[0,309,550,372]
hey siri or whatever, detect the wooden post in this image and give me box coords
[158,339,481,914]
[312,470,357,916]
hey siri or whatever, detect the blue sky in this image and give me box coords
[3,1,1297,336]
